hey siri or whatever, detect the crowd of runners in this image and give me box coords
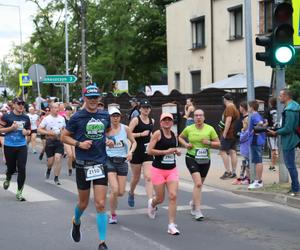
[1,85,299,250]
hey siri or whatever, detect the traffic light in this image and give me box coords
[273,2,295,66]
[255,34,275,67]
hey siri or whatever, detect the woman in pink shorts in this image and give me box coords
[147,113,181,235]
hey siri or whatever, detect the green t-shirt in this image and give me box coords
[181,123,218,158]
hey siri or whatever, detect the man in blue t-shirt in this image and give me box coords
[61,85,113,250]
[0,97,31,201]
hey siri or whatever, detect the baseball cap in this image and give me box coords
[13,97,25,104]
[109,107,121,115]
[139,99,151,107]
[223,93,233,101]
[129,97,138,103]
[160,113,173,122]
[83,85,101,97]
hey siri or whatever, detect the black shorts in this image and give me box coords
[130,147,153,164]
[75,164,108,190]
[106,157,128,176]
[40,134,46,140]
[30,129,37,134]
[45,139,64,158]
[185,156,210,178]
[220,137,237,151]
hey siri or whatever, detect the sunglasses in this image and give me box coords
[86,96,98,100]
[17,102,25,106]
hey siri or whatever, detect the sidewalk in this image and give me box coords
[176,148,300,209]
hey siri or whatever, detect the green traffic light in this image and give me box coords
[274,45,295,64]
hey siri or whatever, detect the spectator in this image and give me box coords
[219,93,240,179]
[268,89,300,196]
[129,98,140,121]
[247,100,266,189]
[184,98,196,127]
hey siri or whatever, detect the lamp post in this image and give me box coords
[0,4,24,99]
[65,0,70,103]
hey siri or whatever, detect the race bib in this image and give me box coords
[195,148,209,164]
[84,164,105,181]
[114,140,124,148]
[162,154,175,164]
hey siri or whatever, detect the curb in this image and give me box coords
[232,190,300,209]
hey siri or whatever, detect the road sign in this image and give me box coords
[19,73,32,87]
[42,75,77,84]
[28,64,47,83]
[292,0,300,46]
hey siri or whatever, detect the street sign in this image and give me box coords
[19,73,32,87]
[42,75,77,84]
[28,64,47,82]
[292,0,300,46]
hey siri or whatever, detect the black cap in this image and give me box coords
[129,97,138,103]
[223,93,233,101]
[139,99,151,107]
[13,97,25,103]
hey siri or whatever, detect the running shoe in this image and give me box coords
[194,210,204,221]
[241,177,250,185]
[128,192,135,207]
[32,150,37,154]
[147,198,156,219]
[248,180,263,189]
[287,190,298,197]
[232,178,242,185]
[39,152,44,161]
[229,173,237,178]
[108,215,118,224]
[269,166,276,172]
[54,176,61,185]
[16,190,26,202]
[3,180,10,190]
[189,200,196,216]
[220,171,231,180]
[45,168,51,179]
[167,223,180,235]
[71,217,81,243]
[68,169,72,176]
[98,242,108,250]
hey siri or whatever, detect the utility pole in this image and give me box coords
[244,0,256,181]
[65,0,70,103]
[81,0,87,90]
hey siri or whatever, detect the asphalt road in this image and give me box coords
[0,152,299,250]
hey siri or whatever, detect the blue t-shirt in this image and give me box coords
[66,108,110,163]
[2,112,30,147]
[248,112,266,146]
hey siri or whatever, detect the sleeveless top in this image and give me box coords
[133,116,153,150]
[106,124,128,158]
[152,129,177,170]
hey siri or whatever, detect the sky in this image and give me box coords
[0,0,44,59]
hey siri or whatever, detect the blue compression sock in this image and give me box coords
[96,212,108,241]
[74,205,83,225]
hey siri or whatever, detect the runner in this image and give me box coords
[128,99,154,208]
[64,105,75,176]
[178,109,220,220]
[0,97,31,201]
[38,107,50,161]
[27,106,39,154]
[61,85,112,250]
[38,103,66,185]
[147,113,181,235]
[106,107,136,224]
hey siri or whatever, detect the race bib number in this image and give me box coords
[84,164,105,181]
[195,148,209,164]
[162,154,175,164]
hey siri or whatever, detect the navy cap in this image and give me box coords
[83,85,101,97]
[139,99,151,107]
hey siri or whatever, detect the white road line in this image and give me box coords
[45,179,78,195]
[125,182,146,196]
[115,208,148,216]
[162,205,215,211]
[0,180,57,202]
[220,201,272,209]
[179,181,213,192]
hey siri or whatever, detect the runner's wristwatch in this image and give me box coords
[75,141,80,148]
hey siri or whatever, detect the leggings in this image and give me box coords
[4,145,28,190]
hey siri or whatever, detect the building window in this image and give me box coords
[191,16,205,49]
[228,5,243,40]
[191,71,201,93]
[259,0,273,34]
[175,72,180,90]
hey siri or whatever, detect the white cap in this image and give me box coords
[108,107,121,115]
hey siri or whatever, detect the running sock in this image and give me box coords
[96,212,108,241]
[74,205,83,225]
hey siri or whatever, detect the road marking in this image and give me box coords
[220,201,272,209]
[125,182,146,196]
[163,205,215,211]
[45,178,78,195]
[179,181,214,192]
[0,179,57,202]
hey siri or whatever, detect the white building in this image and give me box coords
[166,0,273,93]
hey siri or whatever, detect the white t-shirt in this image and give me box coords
[27,113,39,130]
[39,114,66,135]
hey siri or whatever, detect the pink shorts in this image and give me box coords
[151,166,179,185]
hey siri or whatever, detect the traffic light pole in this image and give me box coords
[244,0,256,181]
[275,67,289,183]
